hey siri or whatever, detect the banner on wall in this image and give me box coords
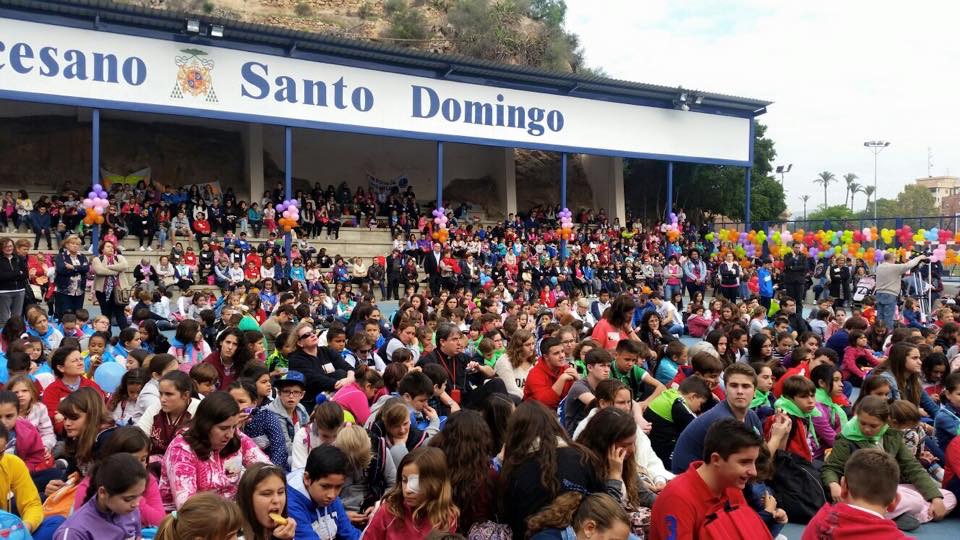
[100,167,151,187]
[367,173,409,200]
[0,17,752,164]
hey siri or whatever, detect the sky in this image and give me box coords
[565,0,960,217]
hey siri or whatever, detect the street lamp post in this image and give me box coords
[863,140,890,226]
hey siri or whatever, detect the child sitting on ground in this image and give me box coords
[805,448,910,539]
[643,376,711,470]
[890,399,943,483]
[842,330,881,387]
[823,396,956,531]
[749,361,776,422]
[653,340,688,386]
[768,375,832,462]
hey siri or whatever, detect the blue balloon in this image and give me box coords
[550,276,558,285]
[93,361,126,393]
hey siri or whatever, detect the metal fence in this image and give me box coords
[712,215,960,233]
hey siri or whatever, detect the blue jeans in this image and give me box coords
[33,516,65,540]
[664,283,683,300]
[876,292,897,330]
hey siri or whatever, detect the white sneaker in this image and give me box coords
[147,246,153,251]
[139,246,146,251]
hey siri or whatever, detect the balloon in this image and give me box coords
[874,250,886,263]
[93,361,126,393]
[34,372,55,391]
[705,232,715,242]
[93,183,103,192]
[95,215,104,225]
[82,198,92,208]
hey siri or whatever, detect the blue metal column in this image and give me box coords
[744,167,752,230]
[284,127,292,259]
[91,109,101,256]
[666,161,673,222]
[436,142,444,210]
[560,152,568,261]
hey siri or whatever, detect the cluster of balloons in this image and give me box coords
[276,199,300,232]
[665,212,681,242]
[432,207,449,244]
[558,208,574,240]
[704,225,960,266]
[81,184,109,226]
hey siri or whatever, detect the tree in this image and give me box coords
[813,171,836,208]
[809,204,855,222]
[800,194,811,220]
[843,173,858,208]
[623,122,785,223]
[848,182,861,210]
[863,185,876,210]
[896,184,938,217]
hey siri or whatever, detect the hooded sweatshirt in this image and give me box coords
[285,469,360,540]
[803,502,910,540]
[51,495,141,540]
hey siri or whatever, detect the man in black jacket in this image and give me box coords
[422,241,442,295]
[782,241,809,307]
[418,322,505,408]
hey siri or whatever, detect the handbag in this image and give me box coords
[112,284,130,306]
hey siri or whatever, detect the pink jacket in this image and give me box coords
[159,431,268,510]
[13,419,48,472]
[841,346,880,380]
[333,381,372,426]
[686,315,712,338]
[74,471,165,526]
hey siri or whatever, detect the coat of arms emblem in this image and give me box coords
[171,48,218,102]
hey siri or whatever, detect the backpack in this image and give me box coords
[699,499,772,540]
[467,521,512,540]
[362,433,390,510]
[769,450,827,523]
[0,510,31,540]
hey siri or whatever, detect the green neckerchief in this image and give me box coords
[484,348,505,368]
[610,360,645,394]
[815,388,848,427]
[774,396,822,447]
[750,389,771,410]
[841,416,888,444]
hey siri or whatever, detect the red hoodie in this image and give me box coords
[803,502,911,539]
[522,357,573,409]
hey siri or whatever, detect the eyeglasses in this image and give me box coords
[298,331,316,340]
[280,389,304,397]
[560,339,576,345]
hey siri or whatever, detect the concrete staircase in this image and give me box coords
[6,227,395,277]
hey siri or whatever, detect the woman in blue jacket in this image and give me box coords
[53,235,89,318]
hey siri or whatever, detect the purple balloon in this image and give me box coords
[93,184,103,191]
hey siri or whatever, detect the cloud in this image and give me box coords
[565,0,960,215]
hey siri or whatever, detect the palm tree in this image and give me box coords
[848,182,861,210]
[800,194,811,221]
[813,171,836,208]
[843,173,859,208]
[864,185,876,213]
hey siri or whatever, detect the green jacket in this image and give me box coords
[821,428,941,501]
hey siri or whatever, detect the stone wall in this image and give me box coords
[515,149,593,212]
[0,116,244,192]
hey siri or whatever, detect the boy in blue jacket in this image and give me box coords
[287,445,361,540]
[757,256,775,310]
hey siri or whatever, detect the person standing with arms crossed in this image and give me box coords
[782,241,809,309]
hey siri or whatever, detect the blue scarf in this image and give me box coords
[168,337,199,365]
[26,326,55,350]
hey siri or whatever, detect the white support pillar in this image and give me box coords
[611,156,625,226]
[503,148,517,217]
[582,154,625,226]
[243,123,264,204]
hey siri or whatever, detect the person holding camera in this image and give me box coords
[875,252,927,330]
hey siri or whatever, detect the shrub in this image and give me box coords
[294,2,312,17]
[384,0,407,15]
[357,1,376,19]
[388,7,429,42]
[202,1,215,14]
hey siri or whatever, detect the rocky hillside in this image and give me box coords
[122,0,592,73]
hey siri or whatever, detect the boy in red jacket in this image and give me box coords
[523,336,578,408]
[804,448,910,539]
[650,417,772,540]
